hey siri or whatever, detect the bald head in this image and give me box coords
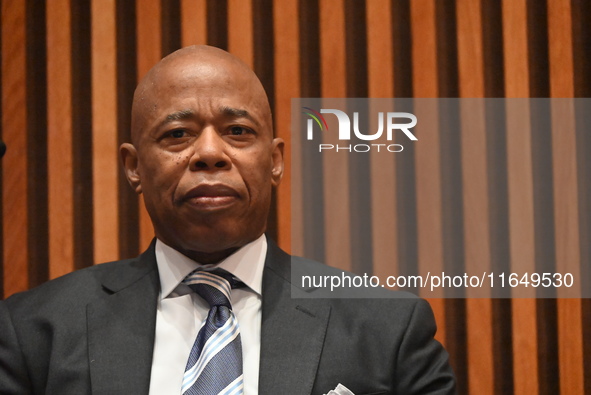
[131,45,272,145]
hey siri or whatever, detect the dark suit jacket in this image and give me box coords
[0,240,455,394]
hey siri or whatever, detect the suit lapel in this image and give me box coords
[259,241,331,394]
[87,245,160,395]
[85,239,329,394]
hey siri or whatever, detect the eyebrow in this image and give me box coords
[165,109,194,122]
[153,109,195,131]
[157,106,261,129]
[220,106,261,127]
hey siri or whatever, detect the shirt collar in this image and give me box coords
[155,234,267,299]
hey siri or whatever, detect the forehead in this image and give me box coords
[133,56,271,133]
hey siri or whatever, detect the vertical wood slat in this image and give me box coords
[180,0,207,46]
[434,5,466,390]
[366,0,397,280]
[71,0,93,270]
[319,0,351,272]
[502,2,539,395]
[2,0,29,296]
[366,0,393,98]
[571,3,591,391]
[135,0,161,251]
[136,0,162,82]
[547,0,585,394]
[343,0,371,276]
[272,0,299,252]
[480,2,514,393]
[296,0,323,262]
[161,0,181,55]
[114,0,139,260]
[91,0,119,264]
[228,0,253,67]
[409,0,446,346]
[456,1,494,394]
[46,0,74,279]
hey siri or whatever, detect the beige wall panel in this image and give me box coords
[180,0,207,47]
[548,0,575,98]
[272,0,299,252]
[410,0,445,344]
[2,0,29,297]
[502,0,538,393]
[319,0,346,95]
[47,0,74,279]
[136,0,162,251]
[548,0,585,393]
[228,0,253,67]
[91,0,120,264]
[319,0,350,272]
[410,0,438,98]
[456,0,494,393]
[366,0,393,98]
[366,0,397,279]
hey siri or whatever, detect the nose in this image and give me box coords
[189,128,231,171]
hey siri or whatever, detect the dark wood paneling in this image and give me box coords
[116,0,139,259]
[71,0,94,270]
[25,0,49,288]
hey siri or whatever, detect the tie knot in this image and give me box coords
[183,270,233,308]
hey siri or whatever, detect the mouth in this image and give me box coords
[181,184,241,209]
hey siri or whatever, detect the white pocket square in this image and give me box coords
[324,383,355,395]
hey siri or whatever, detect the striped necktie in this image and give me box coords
[181,269,244,395]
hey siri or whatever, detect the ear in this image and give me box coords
[120,143,142,194]
[270,138,284,186]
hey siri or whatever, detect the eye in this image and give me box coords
[230,126,255,136]
[229,126,252,136]
[169,129,187,138]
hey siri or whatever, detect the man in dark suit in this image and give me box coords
[0,46,455,394]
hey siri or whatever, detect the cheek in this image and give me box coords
[139,153,188,199]
[244,163,274,206]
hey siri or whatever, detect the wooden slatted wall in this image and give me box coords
[0,1,589,394]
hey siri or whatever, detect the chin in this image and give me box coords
[153,211,268,254]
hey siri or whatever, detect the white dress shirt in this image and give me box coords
[148,235,266,395]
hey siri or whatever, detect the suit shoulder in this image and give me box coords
[2,257,139,315]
